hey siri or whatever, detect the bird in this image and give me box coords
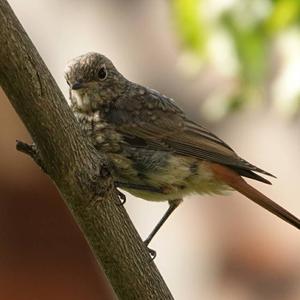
[64,52,300,251]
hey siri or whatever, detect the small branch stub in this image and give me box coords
[16,140,46,170]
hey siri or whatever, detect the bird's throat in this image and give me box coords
[70,90,93,113]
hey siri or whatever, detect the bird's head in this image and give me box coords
[64,52,127,112]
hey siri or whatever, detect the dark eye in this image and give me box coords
[98,65,107,80]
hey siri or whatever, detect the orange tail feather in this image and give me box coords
[208,162,300,230]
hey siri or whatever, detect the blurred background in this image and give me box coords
[1,0,300,299]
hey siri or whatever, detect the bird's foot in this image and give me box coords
[144,238,156,260]
[116,189,126,206]
[146,245,157,261]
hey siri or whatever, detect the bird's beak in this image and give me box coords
[71,81,83,90]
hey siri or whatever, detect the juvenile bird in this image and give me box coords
[65,52,300,250]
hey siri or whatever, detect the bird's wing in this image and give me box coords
[107,87,274,183]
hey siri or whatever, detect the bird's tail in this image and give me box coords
[208,162,300,230]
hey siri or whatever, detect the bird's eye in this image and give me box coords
[98,65,107,80]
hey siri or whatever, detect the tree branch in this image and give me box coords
[0,1,173,299]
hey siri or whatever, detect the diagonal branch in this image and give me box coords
[0,1,173,299]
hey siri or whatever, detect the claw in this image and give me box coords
[144,238,157,260]
[116,189,126,205]
[147,246,157,261]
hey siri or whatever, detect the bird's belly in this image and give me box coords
[109,150,229,201]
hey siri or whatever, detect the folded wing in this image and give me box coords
[107,87,275,184]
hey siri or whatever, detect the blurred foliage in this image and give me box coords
[267,0,300,32]
[172,0,300,119]
[172,0,207,55]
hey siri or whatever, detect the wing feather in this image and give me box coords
[107,86,275,182]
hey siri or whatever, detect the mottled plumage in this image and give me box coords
[65,52,299,247]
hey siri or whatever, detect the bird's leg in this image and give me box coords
[145,198,182,258]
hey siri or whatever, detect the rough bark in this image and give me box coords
[0,1,173,299]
